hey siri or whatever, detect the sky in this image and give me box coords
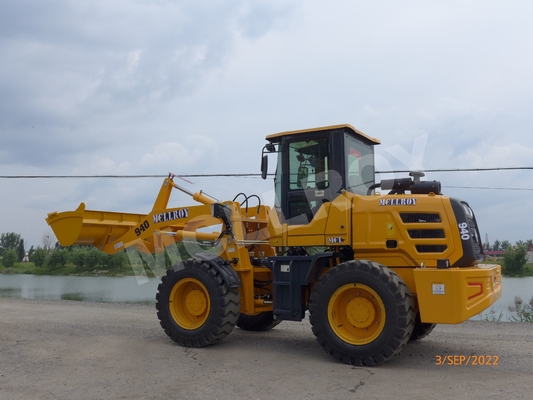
[1,0,533,250]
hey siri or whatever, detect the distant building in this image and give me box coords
[484,250,505,259]
[528,244,533,264]
[486,245,533,263]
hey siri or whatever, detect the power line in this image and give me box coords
[1,168,533,192]
[0,174,263,179]
[376,166,533,174]
[443,185,533,191]
[1,166,532,179]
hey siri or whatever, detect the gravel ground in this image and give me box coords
[0,297,532,400]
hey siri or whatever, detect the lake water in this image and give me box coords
[1,274,532,321]
[476,276,533,321]
[0,274,160,304]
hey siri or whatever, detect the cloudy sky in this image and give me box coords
[1,0,532,250]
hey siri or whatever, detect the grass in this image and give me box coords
[0,262,139,277]
[60,293,86,301]
[476,308,503,322]
[508,296,533,322]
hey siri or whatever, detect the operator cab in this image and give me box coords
[262,124,380,225]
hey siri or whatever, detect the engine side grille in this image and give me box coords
[408,229,445,239]
[400,213,441,223]
[416,245,448,253]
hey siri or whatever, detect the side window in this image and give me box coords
[345,134,375,195]
[289,138,329,191]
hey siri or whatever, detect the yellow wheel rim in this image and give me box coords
[169,278,210,330]
[328,283,386,345]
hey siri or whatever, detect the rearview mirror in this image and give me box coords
[261,155,268,179]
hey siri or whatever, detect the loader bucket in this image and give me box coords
[46,202,145,248]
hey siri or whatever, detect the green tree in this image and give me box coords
[106,252,127,270]
[30,248,47,268]
[0,232,22,257]
[1,249,17,268]
[85,247,104,269]
[17,238,25,262]
[71,247,87,269]
[501,240,511,250]
[492,240,501,252]
[47,249,68,270]
[503,245,527,275]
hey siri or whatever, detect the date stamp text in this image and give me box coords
[435,355,499,366]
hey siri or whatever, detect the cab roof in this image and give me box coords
[265,124,381,145]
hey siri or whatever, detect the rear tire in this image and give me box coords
[236,312,281,331]
[409,313,436,341]
[309,260,415,366]
[156,259,240,347]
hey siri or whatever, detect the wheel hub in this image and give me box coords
[185,289,207,316]
[346,297,376,328]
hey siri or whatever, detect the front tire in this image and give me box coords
[156,259,240,347]
[309,260,415,366]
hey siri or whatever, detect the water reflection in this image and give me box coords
[0,274,159,304]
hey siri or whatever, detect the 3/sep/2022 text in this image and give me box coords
[435,355,499,366]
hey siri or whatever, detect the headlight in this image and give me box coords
[462,203,474,218]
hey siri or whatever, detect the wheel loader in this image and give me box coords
[46,124,502,366]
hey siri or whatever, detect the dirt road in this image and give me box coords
[0,298,531,400]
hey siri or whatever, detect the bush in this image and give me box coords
[30,248,47,268]
[502,245,527,276]
[85,247,104,270]
[508,295,533,323]
[71,248,87,269]
[522,264,533,276]
[1,249,17,268]
[47,249,68,270]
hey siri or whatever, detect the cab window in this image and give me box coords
[345,134,374,195]
[288,138,329,191]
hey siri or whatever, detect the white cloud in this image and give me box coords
[71,155,131,176]
[363,105,380,117]
[140,142,193,167]
[464,143,533,169]
[139,135,217,170]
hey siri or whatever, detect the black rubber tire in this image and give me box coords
[156,259,240,347]
[236,312,281,331]
[308,260,415,366]
[409,312,436,341]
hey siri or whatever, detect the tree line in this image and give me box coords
[482,239,533,276]
[483,239,533,252]
[1,231,532,276]
[0,231,193,275]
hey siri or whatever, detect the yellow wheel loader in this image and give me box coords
[46,124,502,366]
